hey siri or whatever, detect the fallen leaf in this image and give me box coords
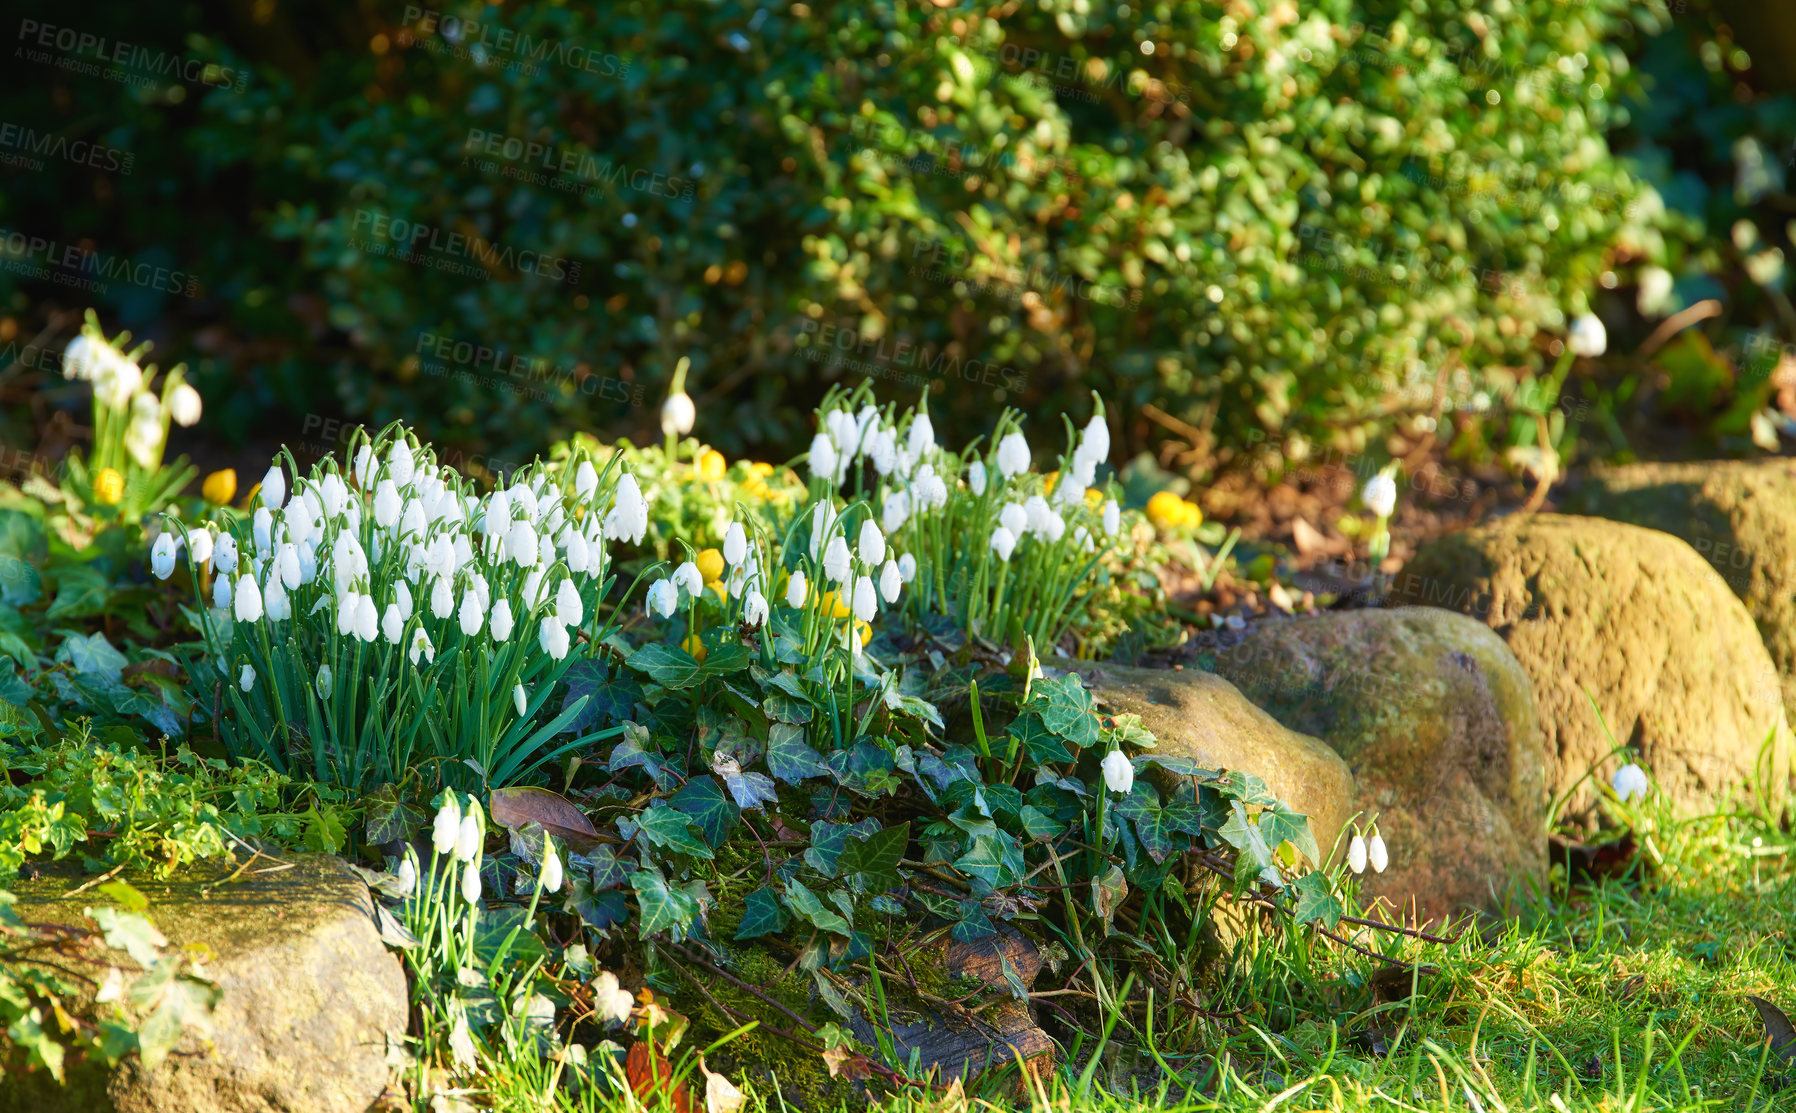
[488,786,602,850]
[1291,517,1329,557]
[626,1039,694,1113]
[820,1043,852,1079]
[1748,996,1796,1065]
[699,1055,745,1113]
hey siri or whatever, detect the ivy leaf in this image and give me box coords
[0,555,41,607]
[636,804,714,860]
[587,845,630,891]
[670,776,739,848]
[734,887,789,940]
[1031,674,1098,749]
[625,643,707,688]
[630,867,700,936]
[1007,711,1072,765]
[1217,801,1273,871]
[86,906,167,967]
[565,877,629,931]
[954,832,1024,887]
[766,723,830,784]
[1018,805,1066,841]
[364,785,424,845]
[56,631,127,683]
[375,904,422,949]
[837,822,908,892]
[1258,804,1321,867]
[1223,769,1279,807]
[762,694,813,725]
[949,899,996,941]
[782,879,851,936]
[302,804,347,854]
[1292,873,1343,928]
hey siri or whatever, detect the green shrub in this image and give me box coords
[1,0,1671,471]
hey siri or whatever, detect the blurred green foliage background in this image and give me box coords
[4,0,1796,477]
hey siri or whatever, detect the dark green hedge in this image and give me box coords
[1,0,1676,469]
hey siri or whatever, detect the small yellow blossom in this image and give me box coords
[202,468,237,505]
[696,449,726,482]
[1043,471,1058,494]
[706,580,728,603]
[1146,491,1202,531]
[695,548,726,582]
[815,589,852,620]
[93,467,124,506]
[682,633,708,663]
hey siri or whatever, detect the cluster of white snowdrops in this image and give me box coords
[62,315,202,484]
[779,384,1124,651]
[153,425,645,790]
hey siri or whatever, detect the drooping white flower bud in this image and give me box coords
[967,459,987,496]
[823,536,852,583]
[514,683,528,717]
[1101,749,1133,794]
[489,598,514,642]
[1368,834,1389,874]
[852,575,877,623]
[661,390,696,436]
[785,569,807,609]
[432,796,462,856]
[234,573,263,622]
[455,814,482,862]
[744,589,769,625]
[989,526,1016,563]
[647,579,678,618]
[461,860,482,903]
[996,432,1031,477]
[1568,312,1607,358]
[858,520,885,566]
[1362,472,1398,520]
[1348,834,1368,874]
[539,617,571,660]
[879,560,902,603]
[260,465,286,511]
[1611,763,1649,802]
[150,533,177,580]
[722,522,748,567]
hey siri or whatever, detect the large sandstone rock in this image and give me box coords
[1564,460,1796,717]
[1054,659,1354,863]
[1392,514,1791,822]
[4,854,407,1113]
[1207,607,1546,923]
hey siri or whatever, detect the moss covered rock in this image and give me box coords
[1564,460,1796,719]
[1054,659,1354,863]
[1207,608,1545,923]
[3,854,406,1113]
[1392,514,1791,823]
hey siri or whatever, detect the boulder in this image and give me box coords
[1563,459,1796,717]
[1391,514,1791,822]
[1206,607,1546,923]
[1054,659,1355,864]
[4,854,407,1113]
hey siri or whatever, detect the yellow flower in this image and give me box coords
[1084,488,1104,510]
[1043,471,1059,494]
[816,589,852,620]
[695,547,726,582]
[93,467,124,506]
[856,620,872,648]
[706,580,728,603]
[681,633,708,663]
[747,462,774,478]
[1147,491,1203,532]
[696,449,726,482]
[202,468,237,506]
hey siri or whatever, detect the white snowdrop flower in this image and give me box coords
[882,490,911,534]
[336,591,361,636]
[234,573,263,622]
[908,412,935,456]
[647,578,678,618]
[214,532,238,574]
[455,813,482,862]
[189,528,213,569]
[1101,749,1133,794]
[537,531,558,573]
[1074,525,1094,552]
[1568,312,1607,358]
[150,533,177,579]
[807,501,839,559]
[213,573,233,610]
[276,543,301,590]
[168,383,203,427]
[458,592,485,637]
[565,531,591,574]
[95,349,141,408]
[869,428,897,475]
[1348,835,1369,874]
[354,444,376,487]
[605,474,648,545]
[387,441,416,487]
[399,498,426,541]
[828,408,859,454]
[62,334,99,381]
[539,618,571,660]
[574,460,600,500]
[297,541,318,584]
[722,522,748,568]
[513,683,528,716]
[858,520,885,566]
[808,433,839,485]
[879,560,902,603]
[1363,472,1398,519]
[461,861,482,904]
[1081,413,1111,463]
[1368,834,1389,873]
[999,502,1028,538]
[394,856,417,897]
[1611,763,1649,802]
[823,536,852,583]
[674,560,704,597]
[556,577,584,627]
[356,593,379,642]
[522,569,547,610]
[409,626,436,666]
[489,598,515,642]
[315,663,333,700]
[260,465,286,511]
[1024,495,1054,536]
[786,569,807,609]
[990,525,1017,562]
[852,575,878,622]
[318,473,348,519]
[430,576,454,620]
[239,664,256,692]
[541,847,564,894]
[432,796,461,856]
[252,508,273,556]
[744,588,769,626]
[508,484,538,525]
[1102,499,1120,537]
[263,577,291,622]
[915,470,948,510]
[1057,475,1088,508]
[661,390,696,436]
[967,459,987,496]
[509,519,540,567]
[395,580,414,621]
[897,553,916,583]
[1043,512,1067,543]
[485,488,513,540]
[996,431,1031,477]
